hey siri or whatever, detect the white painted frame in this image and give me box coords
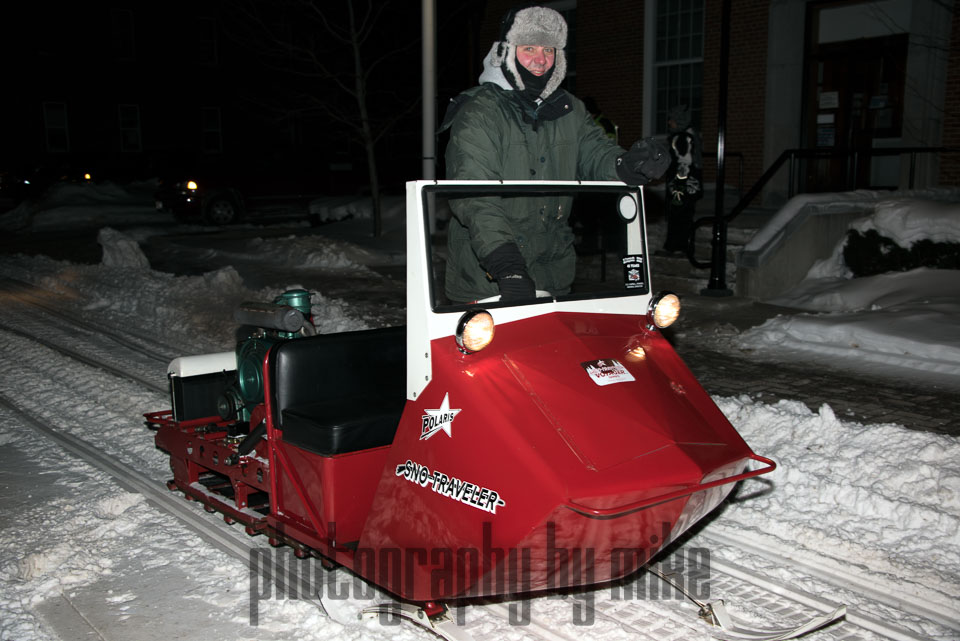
[405,180,652,400]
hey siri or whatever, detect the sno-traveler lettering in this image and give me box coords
[659,105,704,256]
[439,4,670,304]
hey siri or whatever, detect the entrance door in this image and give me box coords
[803,33,907,192]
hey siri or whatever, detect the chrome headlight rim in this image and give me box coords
[456,309,495,354]
[647,291,681,330]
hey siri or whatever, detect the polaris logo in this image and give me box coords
[420,393,461,440]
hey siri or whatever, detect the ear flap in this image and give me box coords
[540,50,566,101]
[489,41,506,67]
[501,44,525,91]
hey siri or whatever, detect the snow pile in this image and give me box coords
[98,227,151,269]
[244,235,381,271]
[708,397,960,615]
[0,200,35,232]
[738,198,960,378]
[307,194,406,230]
[0,253,369,356]
[42,179,159,206]
[850,198,960,248]
[743,188,960,253]
[308,196,373,222]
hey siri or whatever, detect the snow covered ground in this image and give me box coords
[0,182,958,640]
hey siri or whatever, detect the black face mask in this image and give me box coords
[509,54,554,103]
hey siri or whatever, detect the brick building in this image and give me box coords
[3,1,956,204]
[469,0,958,207]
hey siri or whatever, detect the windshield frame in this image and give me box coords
[420,181,650,314]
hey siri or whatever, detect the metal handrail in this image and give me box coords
[703,151,744,198]
[688,146,960,273]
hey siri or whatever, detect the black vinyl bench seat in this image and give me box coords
[270,326,406,456]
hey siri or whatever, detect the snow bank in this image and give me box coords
[744,188,960,253]
[738,198,960,379]
[712,396,960,614]
[98,227,151,269]
[243,235,379,271]
[851,198,960,247]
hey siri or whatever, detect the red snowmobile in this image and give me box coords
[147,180,775,623]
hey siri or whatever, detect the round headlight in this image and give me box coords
[186,180,199,191]
[648,292,681,329]
[456,310,495,354]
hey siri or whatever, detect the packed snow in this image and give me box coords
[732,197,960,381]
[0,181,957,640]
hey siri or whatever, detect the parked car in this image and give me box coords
[154,155,327,225]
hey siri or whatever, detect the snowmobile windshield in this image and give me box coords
[420,182,650,314]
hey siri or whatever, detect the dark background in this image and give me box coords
[0,1,487,195]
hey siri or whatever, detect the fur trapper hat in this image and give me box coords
[488,5,567,101]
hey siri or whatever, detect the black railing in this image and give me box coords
[688,146,960,284]
[704,151,744,198]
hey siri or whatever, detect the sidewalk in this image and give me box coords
[668,295,960,436]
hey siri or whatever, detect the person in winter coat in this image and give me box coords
[440,4,669,304]
[660,105,703,255]
[584,96,618,143]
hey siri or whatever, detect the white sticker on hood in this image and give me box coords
[581,359,636,386]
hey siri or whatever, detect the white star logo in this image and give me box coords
[420,393,462,440]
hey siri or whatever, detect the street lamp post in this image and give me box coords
[702,0,733,297]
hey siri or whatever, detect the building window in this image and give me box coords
[111,9,136,61]
[197,17,218,66]
[201,107,223,153]
[653,0,704,134]
[43,102,70,153]
[119,104,142,152]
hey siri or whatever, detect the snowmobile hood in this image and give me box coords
[498,317,745,472]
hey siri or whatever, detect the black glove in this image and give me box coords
[481,243,536,302]
[616,137,671,185]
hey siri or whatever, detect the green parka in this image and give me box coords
[443,84,625,303]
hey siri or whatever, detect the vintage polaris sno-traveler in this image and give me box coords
[146,181,796,634]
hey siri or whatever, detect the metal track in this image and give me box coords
[0,392,312,610]
[0,275,183,361]
[701,529,960,636]
[0,320,166,393]
[0,277,173,393]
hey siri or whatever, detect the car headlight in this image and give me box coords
[456,309,495,354]
[186,180,198,191]
[647,291,681,330]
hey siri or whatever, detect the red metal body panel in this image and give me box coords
[150,309,774,602]
[148,181,777,608]
[268,441,391,545]
[354,312,770,601]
